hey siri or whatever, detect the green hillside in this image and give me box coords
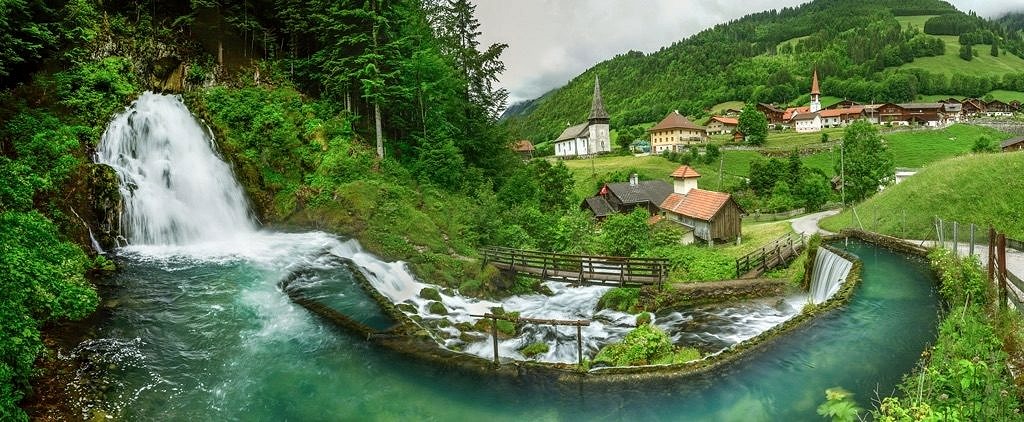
[899,36,1024,77]
[820,151,1024,238]
[502,0,1024,145]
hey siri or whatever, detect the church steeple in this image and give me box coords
[809,68,822,113]
[589,76,610,123]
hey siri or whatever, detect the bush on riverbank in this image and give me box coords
[593,325,701,367]
[870,249,1021,421]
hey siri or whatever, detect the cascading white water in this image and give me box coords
[809,247,853,304]
[95,91,804,366]
[96,91,255,246]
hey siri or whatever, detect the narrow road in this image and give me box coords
[788,209,840,236]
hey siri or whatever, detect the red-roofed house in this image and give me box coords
[512,140,534,160]
[706,116,738,135]
[649,110,707,153]
[659,166,745,244]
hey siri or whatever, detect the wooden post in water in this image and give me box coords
[491,316,499,364]
[999,233,1008,309]
[577,325,583,367]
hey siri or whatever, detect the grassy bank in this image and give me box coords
[820,151,1024,239]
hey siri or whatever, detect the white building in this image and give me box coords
[792,112,822,133]
[554,76,612,158]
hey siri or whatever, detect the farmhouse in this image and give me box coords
[757,103,785,126]
[986,100,1014,116]
[659,166,745,244]
[649,110,708,153]
[582,173,673,220]
[818,107,864,128]
[706,116,738,135]
[512,140,534,160]
[553,77,612,158]
[1002,137,1024,152]
[792,112,822,133]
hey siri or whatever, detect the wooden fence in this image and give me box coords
[734,233,805,278]
[481,247,669,289]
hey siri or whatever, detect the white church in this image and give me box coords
[554,76,612,158]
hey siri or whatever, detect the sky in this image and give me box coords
[474,0,1024,106]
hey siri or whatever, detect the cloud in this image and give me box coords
[474,0,1024,106]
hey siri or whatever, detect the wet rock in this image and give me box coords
[420,287,442,302]
[396,302,418,314]
[427,301,448,315]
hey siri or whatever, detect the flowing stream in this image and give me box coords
[809,247,854,304]
[73,92,941,420]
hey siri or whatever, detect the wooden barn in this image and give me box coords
[659,166,745,244]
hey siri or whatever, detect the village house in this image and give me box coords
[792,112,822,133]
[582,173,673,220]
[961,98,986,117]
[553,76,612,158]
[986,100,1014,116]
[512,140,534,160]
[706,116,738,135]
[818,107,864,128]
[1002,137,1024,152]
[757,103,786,127]
[659,166,745,244]
[649,110,708,153]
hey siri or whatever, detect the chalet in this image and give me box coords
[986,100,1014,116]
[512,140,534,160]
[582,174,673,219]
[1011,100,1022,111]
[659,166,745,244]
[818,107,864,128]
[873,103,906,124]
[1002,137,1024,152]
[783,106,811,122]
[792,112,822,133]
[826,100,862,110]
[649,111,707,153]
[961,98,986,116]
[757,103,786,126]
[554,77,611,158]
[706,116,738,135]
[942,103,963,124]
[897,103,944,127]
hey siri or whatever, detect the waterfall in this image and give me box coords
[96,91,255,245]
[809,247,853,304]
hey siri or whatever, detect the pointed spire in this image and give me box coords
[589,76,610,121]
[811,68,821,96]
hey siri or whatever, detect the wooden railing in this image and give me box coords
[735,233,805,278]
[481,247,669,289]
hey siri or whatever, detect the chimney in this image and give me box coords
[629,173,638,187]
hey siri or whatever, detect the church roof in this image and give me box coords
[554,123,590,142]
[649,111,705,132]
[589,76,610,121]
[811,68,821,96]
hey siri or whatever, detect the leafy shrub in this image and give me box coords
[597,288,640,313]
[593,324,675,366]
[520,342,549,358]
[647,245,734,281]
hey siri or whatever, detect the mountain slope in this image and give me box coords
[502,0,1024,145]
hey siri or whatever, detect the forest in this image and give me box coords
[500,0,1024,145]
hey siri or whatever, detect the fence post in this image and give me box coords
[938,218,944,248]
[1000,234,1008,309]
[969,224,975,257]
[577,325,584,367]
[989,226,996,284]
[952,221,958,257]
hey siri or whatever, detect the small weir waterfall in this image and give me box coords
[809,247,854,304]
[73,91,941,420]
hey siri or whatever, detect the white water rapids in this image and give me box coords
[95,91,808,365]
[809,247,854,304]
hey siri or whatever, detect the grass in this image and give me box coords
[762,127,844,150]
[918,90,1024,102]
[562,155,680,199]
[716,220,795,259]
[882,124,1012,167]
[899,35,1024,77]
[776,34,811,51]
[819,151,1024,239]
[894,15,938,31]
[709,101,745,115]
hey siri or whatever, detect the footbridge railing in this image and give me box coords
[481,247,669,290]
[735,233,806,278]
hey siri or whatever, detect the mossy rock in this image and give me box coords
[396,302,418,314]
[459,332,486,343]
[436,318,452,328]
[454,322,474,332]
[495,320,516,337]
[520,342,550,358]
[427,301,448,315]
[420,287,442,302]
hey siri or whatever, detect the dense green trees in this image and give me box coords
[838,121,893,203]
[738,103,768,146]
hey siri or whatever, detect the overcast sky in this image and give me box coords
[474,0,1024,105]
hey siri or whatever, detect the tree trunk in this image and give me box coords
[375,102,384,158]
